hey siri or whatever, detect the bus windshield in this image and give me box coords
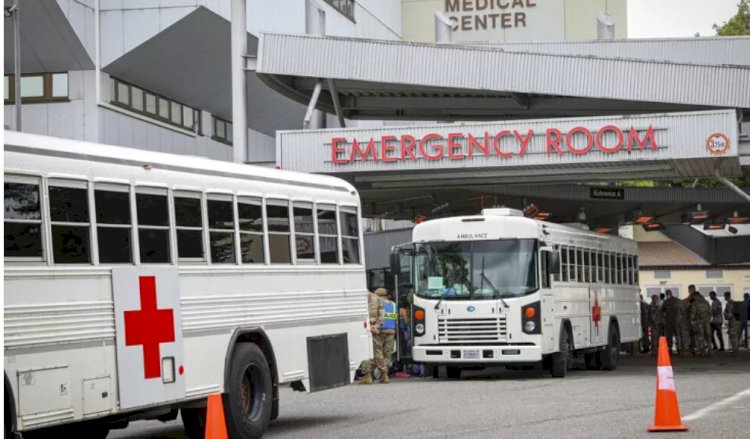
[411,239,538,300]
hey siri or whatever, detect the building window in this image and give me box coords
[49,180,91,264]
[212,116,233,145]
[706,269,723,279]
[4,176,43,259]
[4,72,69,104]
[110,77,201,133]
[324,0,355,22]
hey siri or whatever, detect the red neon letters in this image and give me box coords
[330,125,657,164]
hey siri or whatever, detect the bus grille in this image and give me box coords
[437,316,507,344]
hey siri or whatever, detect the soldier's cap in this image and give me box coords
[374,287,388,297]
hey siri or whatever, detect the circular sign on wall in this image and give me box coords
[706,132,729,155]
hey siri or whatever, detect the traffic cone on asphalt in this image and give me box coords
[204,393,229,439]
[647,336,688,432]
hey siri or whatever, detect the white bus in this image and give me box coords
[4,132,370,439]
[391,208,640,378]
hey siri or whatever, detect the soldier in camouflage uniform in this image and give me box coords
[662,290,680,353]
[648,295,664,355]
[724,291,741,355]
[360,288,397,384]
[690,291,712,356]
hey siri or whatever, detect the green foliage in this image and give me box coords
[713,0,750,36]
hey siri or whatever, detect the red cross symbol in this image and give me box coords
[592,292,602,332]
[124,276,175,379]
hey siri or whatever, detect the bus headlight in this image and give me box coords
[415,323,425,335]
[524,321,536,332]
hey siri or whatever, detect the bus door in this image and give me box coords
[112,267,186,409]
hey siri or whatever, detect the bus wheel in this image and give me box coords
[551,327,572,378]
[181,407,207,439]
[446,366,462,379]
[600,325,620,371]
[225,343,273,439]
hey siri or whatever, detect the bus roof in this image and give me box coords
[4,131,357,195]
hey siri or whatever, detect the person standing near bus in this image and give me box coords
[648,295,664,355]
[360,288,397,384]
[640,294,651,353]
[690,291,712,356]
[741,293,750,349]
[662,290,679,353]
[709,291,725,351]
[360,288,384,384]
[676,295,692,355]
[724,292,741,355]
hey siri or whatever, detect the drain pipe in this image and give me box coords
[714,168,750,204]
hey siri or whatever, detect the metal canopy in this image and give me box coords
[256,33,750,122]
[103,7,305,137]
[3,0,94,73]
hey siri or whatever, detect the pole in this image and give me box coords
[305,0,325,129]
[231,0,248,163]
[13,0,22,131]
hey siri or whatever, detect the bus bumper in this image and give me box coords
[413,345,542,364]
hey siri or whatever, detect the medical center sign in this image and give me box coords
[330,124,658,165]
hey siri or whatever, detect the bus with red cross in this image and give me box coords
[390,208,640,379]
[4,131,371,438]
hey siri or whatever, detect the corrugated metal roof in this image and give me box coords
[469,37,750,67]
[257,33,750,114]
[638,241,710,267]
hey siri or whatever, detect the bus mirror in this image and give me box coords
[547,251,561,274]
[390,252,401,275]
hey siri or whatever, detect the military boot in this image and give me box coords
[380,371,389,384]
[359,372,373,384]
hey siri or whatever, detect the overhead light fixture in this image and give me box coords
[635,216,655,225]
[594,227,612,234]
[577,207,587,222]
[683,211,710,224]
[728,226,738,234]
[643,223,664,232]
[523,203,539,217]
[627,210,655,225]
[726,212,750,225]
[703,223,725,231]
[533,212,551,220]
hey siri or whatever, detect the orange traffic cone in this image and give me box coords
[647,336,688,432]
[204,393,229,439]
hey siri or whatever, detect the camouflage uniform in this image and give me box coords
[724,297,741,352]
[676,297,692,354]
[361,288,396,383]
[690,293,712,355]
[662,295,680,351]
[648,298,664,353]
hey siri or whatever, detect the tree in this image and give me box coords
[713,0,750,35]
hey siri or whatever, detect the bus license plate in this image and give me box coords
[463,349,480,360]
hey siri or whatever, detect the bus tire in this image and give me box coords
[446,366,462,379]
[225,343,273,439]
[181,407,207,439]
[600,324,620,371]
[551,326,572,378]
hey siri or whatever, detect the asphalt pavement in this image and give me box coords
[109,351,750,439]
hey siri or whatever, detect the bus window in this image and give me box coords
[541,250,550,289]
[174,193,204,261]
[4,176,43,259]
[49,180,91,264]
[266,200,291,264]
[207,195,236,264]
[317,204,339,264]
[616,254,623,285]
[95,185,132,263]
[603,252,610,284]
[610,253,616,284]
[628,255,635,285]
[238,197,264,264]
[575,249,583,283]
[560,247,569,282]
[293,202,315,262]
[340,208,360,264]
[136,189,170,263]
[634,256,639,284]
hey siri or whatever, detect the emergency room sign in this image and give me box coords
[113,267,185,409]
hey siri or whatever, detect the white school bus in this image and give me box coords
[3,131,370,438]
[391,208,640,378]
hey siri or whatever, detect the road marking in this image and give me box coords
[683,388,750,421]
